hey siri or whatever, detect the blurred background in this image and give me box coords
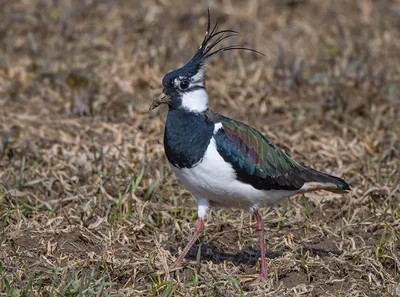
[0,0,399,296]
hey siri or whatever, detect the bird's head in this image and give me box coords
[150,9,263,113]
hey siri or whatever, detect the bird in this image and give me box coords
[149,10,350,281]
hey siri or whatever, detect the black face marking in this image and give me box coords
[164,109,214,168]
[161,62,205,109]
[187,85,205,92]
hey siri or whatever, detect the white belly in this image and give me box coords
[170,138,297,212]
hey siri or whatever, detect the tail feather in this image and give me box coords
[299,166,350,193]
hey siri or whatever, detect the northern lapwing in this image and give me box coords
[150,10,350,280]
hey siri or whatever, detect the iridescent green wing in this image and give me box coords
[214,119,348,191]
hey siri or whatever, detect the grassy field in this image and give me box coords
[0,0,399,296]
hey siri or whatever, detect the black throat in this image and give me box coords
[164,109,214,169]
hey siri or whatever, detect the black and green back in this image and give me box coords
[213,118,350,192]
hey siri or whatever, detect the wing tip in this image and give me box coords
[303,166,351,193]
[300,177,351,193]
[341,182,351,191]
[331,175,351,192]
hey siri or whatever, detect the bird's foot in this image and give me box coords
[170,262,181,270]
[255,272,268,282]
[170,256,184,270]
[256,259,269,282]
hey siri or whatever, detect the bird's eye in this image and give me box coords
[179,80,190,90]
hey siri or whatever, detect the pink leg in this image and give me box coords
[172,217,205,268]
[254,211,269,280]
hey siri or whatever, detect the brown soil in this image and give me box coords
[0,0,399,296]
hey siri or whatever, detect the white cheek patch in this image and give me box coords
[175,77,204,88]
[181,88,209,113]
[191,68,205,84]
[174,78,181,87]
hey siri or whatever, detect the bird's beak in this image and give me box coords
[149,92,171,111]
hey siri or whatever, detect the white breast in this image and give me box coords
[170,137,297,212]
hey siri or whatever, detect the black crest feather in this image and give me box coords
[188,8,264,64]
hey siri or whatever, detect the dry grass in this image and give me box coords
[0,0,399,296]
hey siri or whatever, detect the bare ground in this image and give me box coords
[0,0,399,296]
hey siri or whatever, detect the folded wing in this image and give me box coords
[214,120,350,192]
